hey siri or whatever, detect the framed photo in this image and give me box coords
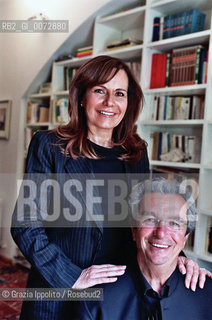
[0,100,12,139]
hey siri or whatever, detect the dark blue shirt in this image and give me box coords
[73,259,212,320]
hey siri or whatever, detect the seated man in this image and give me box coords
[73,178,212,320]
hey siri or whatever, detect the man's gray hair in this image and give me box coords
[128,178,196,234]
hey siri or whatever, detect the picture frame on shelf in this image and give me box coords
[0,99,12,139]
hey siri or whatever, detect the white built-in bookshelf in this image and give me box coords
[22,0,212,270]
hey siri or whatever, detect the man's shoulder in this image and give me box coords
[73,268,140,320]
[175,268,212,299]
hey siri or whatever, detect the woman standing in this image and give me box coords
[11,56,208,319]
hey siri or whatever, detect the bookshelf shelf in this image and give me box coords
[149,0,212,13]
[55,56,92,67]
[22,0,212,270]
[98,44,143,60]
[26,122,51,127]
[203,164,212,170]
[143,84,207,96]
[52,91,69,96]
[29,93,51,98]
[147,30,211,51]
[150,160,201,169]
[141,120,204,126]
[97,5,146,24]
[200,209,212,217]
[197,253,212,263]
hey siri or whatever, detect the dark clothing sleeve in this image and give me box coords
[11,131,82,288]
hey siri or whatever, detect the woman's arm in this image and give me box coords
[11,131,82,288]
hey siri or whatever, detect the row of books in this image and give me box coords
[150,45,208,88]
[52,98,69,124]
[151,132,201,163]
[64,67,78,91]
[125,61,141,83]
[205,217,212,254]
[27,102,50,123]
[63,61,140,91]
[106,37,142,51]
[76,45,93,58]
[152,9,206,41]
[149,95,204,121]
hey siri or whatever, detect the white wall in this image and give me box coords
[0,0,115,258]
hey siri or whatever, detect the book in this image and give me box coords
[39,82,51,94]
[54,98,69,123]
[27,101,39,123]
[106,43,137,51]
[106,37,142,49]
[205,218,212,254]
[185,9,206,34]
[64,67,78,90]
[170,45,205,86]
[76,45,93,58]
[150,53,167,88]
[39,105,49,122]
[174,97,191,120]
[152,17,160,41]
[162,9,205,39]
[165,52,171,86]
[76,50,93,57]
[163,15,171,39]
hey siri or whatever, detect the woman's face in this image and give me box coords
[82,69,129,138]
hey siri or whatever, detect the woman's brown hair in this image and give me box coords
[56,55,147,163]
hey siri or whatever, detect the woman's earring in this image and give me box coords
[80,103,83,107]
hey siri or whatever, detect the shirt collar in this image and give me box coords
[130,260,180,298]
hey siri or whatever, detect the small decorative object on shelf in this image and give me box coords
[151,132,201,164]
[39,82,51,94]
[55,54,73,62]
[106,37,142,51]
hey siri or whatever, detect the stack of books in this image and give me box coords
[106,38,142,51]
[76,45,93,58]
[152,9,206,41]
[39,82,51,94]
[27,102,50,123]
[150,45,208,88]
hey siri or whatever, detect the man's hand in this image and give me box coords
[177,256,212,291]
[72,264,126,290]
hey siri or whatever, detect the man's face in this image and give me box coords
[132,192,189,268]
